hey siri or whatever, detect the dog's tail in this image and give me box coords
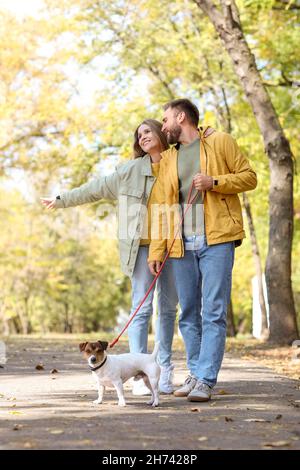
[151,341,160,360]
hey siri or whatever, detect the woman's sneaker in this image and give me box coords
[187,381,212,402]
[132,378,152,396]
[174,375,197,397]
[159,364,174,394]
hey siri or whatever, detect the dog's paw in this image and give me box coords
[92,399,102,405]
[118,401,126,407]
[152,401,159,407]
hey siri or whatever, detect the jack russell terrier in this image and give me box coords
[79,340,160,407]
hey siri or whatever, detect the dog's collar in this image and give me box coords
[89,356,108,372]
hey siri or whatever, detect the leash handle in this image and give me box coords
[109,180,199,348]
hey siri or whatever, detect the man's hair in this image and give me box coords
[163,99,199,127]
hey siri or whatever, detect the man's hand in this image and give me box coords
[193,173,213,191]
[40,197,56,210]
[148,261,162,276]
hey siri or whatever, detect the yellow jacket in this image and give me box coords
[149,128,257,262]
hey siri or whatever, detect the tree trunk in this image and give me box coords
[0,302,10,336]
[64,303,72,333]
[227,299,236,337]
[242,193,269,339]
[17,299,31,335]
[194,0,298,344]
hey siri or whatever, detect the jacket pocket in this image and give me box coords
[119,187,144,199]
[221,198,236,224]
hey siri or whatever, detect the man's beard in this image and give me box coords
[166,124,181,144]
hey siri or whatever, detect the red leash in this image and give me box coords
[109,181,199,348]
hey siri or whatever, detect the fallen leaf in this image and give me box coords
[245,419,270,423]
[198,437,208,442]
[9,411,23,415]
[225,416,234,422]
[190,408,200,412]
[217,390,230,395]
[24,442,35,449]
[50,368,58,374]
[13,424,23,431]
[50,429,64,435]
[288,400,300,408]
[8,397,16,401]
[263,441,291,448]
[79,394,87,398]
[0,394,5,398]
[35,364,44,371]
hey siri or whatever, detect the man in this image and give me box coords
[148,99,257,402]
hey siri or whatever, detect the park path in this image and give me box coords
[0,336,299,450]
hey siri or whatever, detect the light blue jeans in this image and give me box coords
[128,245,178,367]
[171,235,235,387]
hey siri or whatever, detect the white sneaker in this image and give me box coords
[174,375,197,397]
[187,381,212,402]
[159,364,174,394]
[132,378,152,396]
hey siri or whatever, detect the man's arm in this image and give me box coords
[210,133,257,194]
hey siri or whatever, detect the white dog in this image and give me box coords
[79,340,160,407]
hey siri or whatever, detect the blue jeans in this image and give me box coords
[128,245,178,367]
[171,235,235,387]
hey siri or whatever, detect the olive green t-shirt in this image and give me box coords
[178,138,204,238]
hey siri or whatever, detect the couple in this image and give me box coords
[41,98,257,402]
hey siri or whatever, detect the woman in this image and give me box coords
[41,119,177,395]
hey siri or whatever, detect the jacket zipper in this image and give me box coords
[221,198,236,224]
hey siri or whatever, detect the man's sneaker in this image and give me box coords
[132,378,152,396]
[174,375,197,397]
[159,364,174,394]
[187,381,212,402]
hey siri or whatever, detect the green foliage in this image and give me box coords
[0,187,131,334]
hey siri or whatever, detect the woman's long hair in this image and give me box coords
[133,119,169,159]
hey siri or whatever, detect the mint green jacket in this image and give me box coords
[55,155,156,277]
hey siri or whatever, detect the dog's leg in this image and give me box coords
[142,375,155,406]
[147,376,159,407]
[93,383,105,405]
[112,379,126,407]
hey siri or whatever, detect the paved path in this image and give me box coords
[0,337,299,450]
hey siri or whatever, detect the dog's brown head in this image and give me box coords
[79,340,109,367]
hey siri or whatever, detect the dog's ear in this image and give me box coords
[79,342,87,352]
[98,341,108,351]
